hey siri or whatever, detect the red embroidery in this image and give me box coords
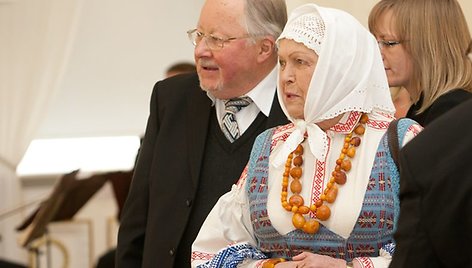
[359,211,377,228]
[356,256,374,268]
[191,251,214,261]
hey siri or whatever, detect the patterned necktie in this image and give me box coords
[221,97,253,143]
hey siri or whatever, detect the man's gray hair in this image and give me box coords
[244,0,287,39]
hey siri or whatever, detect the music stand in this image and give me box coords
[16,170,108,267]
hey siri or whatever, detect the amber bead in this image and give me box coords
[326,189,337,203]
[360,113,369,124]
[290,179,302,194]
[350,137,361,147]
[302,220,320,234]
[294,144,304,155]
[347,147,356,158]
[298,205,310,214]
[341,159,352,171]
[316,205,331,221]
[310,204,317,212]
[292,213,306,229]
[334,171,347,185]
[315,199,323,207]
[282,201,290,210]
[354,125,365,135]
[290,167,302,178]
[289,194,304,207]
[293,156,303,166]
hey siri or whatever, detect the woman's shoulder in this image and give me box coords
[433,88,472,107]
[426,89,472,122]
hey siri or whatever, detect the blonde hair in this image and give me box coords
[369,0,472,113]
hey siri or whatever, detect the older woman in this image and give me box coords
[191,4,422,268]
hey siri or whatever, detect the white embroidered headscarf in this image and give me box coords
[273,4,395,166]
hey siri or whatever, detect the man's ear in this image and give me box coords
[257,36,276,62]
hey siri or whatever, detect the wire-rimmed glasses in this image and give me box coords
[187,29,251,50]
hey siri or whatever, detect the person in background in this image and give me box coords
[116,0,288,267]
[165,62,196,78]
[191,4,421,268]
[368,0,472,126]
[391,98,472,268]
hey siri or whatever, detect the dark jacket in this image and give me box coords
[391,98,472,268]
[406,88,471,126]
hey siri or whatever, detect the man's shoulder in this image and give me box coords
[156,72,200,92]
[152,72,207,102]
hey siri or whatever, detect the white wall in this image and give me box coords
[35,0,472,139]
[36,0,205,139]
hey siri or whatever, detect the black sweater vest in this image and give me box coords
[175,108,269,267]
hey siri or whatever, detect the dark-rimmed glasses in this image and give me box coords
[187,29,251,50]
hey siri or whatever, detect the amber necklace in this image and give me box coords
[281,113,369,234]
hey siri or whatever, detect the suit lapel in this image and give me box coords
[186,84,212,187]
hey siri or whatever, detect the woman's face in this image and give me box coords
[374,10,414,90]
[278,39,318,119]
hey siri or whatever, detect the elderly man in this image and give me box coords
[116,0,288,267]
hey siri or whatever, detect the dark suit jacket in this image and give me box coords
[116,72,288,268]
[391,98,472,268]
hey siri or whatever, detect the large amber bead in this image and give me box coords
[316,205,331,221]
[302,220,320,234]
[294,144,304,155]
[293,156,303,166]
[290,179,302,193]
[289,194,304,207]
[347,147,356,158]
[350,137,361,147]
[341,160,352,171]
[290,167,302,178]
[298,205,310,214]
[326,189,337,203]
[334,171,347,185]
[292,213,306,229]
[354,125,365,135]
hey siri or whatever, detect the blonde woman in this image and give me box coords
[369,0,472,126]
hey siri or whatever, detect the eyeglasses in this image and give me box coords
[377,40,403,49]
[187,29,251,50]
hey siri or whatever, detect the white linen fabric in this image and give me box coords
[273,4,395,166]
